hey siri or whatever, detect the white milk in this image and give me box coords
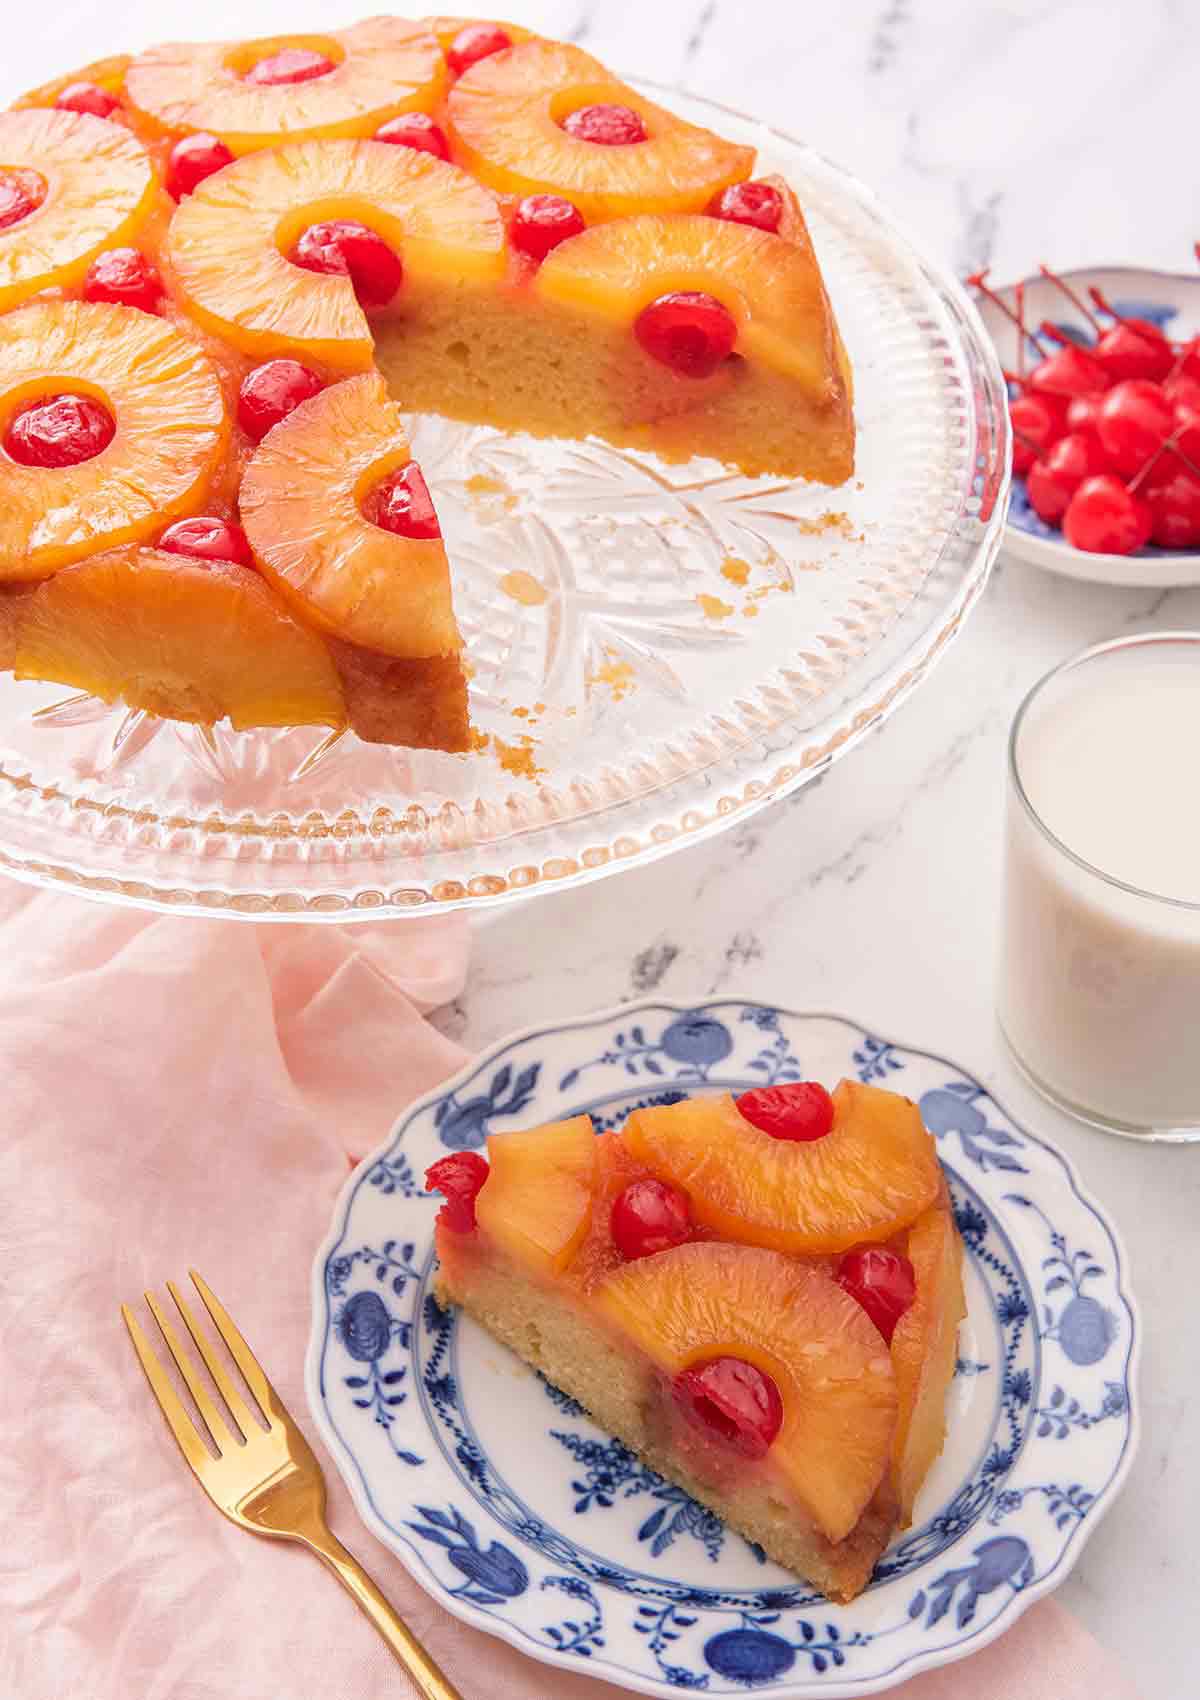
[999,637,1200,1136]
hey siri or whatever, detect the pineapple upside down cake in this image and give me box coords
[0,19,854,751]
[428,1079,965,1602]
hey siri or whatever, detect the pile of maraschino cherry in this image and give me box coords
[972,261,1200,555]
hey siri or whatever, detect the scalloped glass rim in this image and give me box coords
[0,87,1010,921]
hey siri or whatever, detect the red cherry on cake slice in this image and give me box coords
[561,104,647,146]
[611,1178,692,1261]
[167,132,234,199]
[674,1356,784,1459]
[366,462,441,539]
[511,194,586,260]
[426,1152,490,1232]
[1063,474,1152,555]
[447,23,512,77]
[635,291,737,379]
[1027,431,1110,524]
[374,112,450,159]
[737,1080,835,1142]
[708,180,784,233]
[835,1247,915,1343]
[5,394,115,468]
[290,220,403,307]
[245,47,335,85]
[0,169,47,231]
[238,359,324,442]
[159,516,253,566]
[1095,380,1175,477]
[83,247,163,314]
[55,81,119,118]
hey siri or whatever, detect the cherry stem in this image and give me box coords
[967,269,1047,358]
[1015,281,1027,381]
[1039,321,1080,348]
[1038,264,1103,335]
[1088,286,1171,345]
[1127,428,1200,496]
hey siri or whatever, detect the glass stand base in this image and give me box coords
[999,1019,1200,1144]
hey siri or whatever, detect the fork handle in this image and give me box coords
[304,1526,465,1700]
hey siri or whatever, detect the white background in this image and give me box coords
[8,3,1199,1694]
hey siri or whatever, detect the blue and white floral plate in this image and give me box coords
[976,264,1200,587]
[307,1002,1138,1696]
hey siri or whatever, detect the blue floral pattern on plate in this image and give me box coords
[307,1003,1138,1696]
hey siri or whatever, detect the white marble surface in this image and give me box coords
[9,0,1199,1692]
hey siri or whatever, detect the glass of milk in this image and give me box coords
[1000,631,1200,1141]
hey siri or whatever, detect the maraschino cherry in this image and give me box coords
[83,248,163,314]
[707,180,783,233]
[562,104,647,146]
[737,1081,835,1142]
[5,394,115,468]
[245,47,335,85]
[835,1247,915,1343]
[158,516,253,566]
[674,1357,783,1459]
[167,132,234,199]
[1146,467,1200,549]
[237,359,323,441]
[291,220,403,307]
[55,82,119,119]
[366,462,441,539]
[611,1178,692,1261]
[447,23,512,77]
[0,169,46,231]
[1026,431,1109,525]
[375,112,450,159]
[635,292,737,379]
[1010,392,1064,475]
[1095,379,1175,477]
[510,194,585,261]
[1062,475,1152,555]
[426,1152,489,1231]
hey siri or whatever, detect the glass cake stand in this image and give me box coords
[0,88,1010,921]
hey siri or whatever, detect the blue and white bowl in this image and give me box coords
[976,264,1200,587]
[307,1002,1138,1697]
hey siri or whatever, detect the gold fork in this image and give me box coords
[122,1270,462,1700]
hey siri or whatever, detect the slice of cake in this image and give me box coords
[0,20,854,746]
[427,1080,965,1602]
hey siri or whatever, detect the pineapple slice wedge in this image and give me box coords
[241,372,460,659]
[166,139,505,369]
[126,19,446,153]
[0,109,157,313]
[15,549,344,730]
[447,39,753,220]
[0,301,228,579]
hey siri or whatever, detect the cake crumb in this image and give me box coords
[466,472,517,511]
[794,509,857,539]
[721,555,751,586]
[589,657,635,701]
[493,734,543,778]
[499,569,548,606]
[697,593,734,621]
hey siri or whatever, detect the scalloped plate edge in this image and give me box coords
[305,999,1141,1697]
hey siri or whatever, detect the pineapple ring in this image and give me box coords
[125,18,447,154]
[535,213,837,393]
[15,549,345,730]
[240,372,460,660]
[0,301,228,580]
[598,1243,897,1544]
[0,109,156,314]
[166,140,506,370]
[447,39,754,221]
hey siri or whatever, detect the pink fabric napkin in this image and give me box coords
[0,882,1140,1700]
